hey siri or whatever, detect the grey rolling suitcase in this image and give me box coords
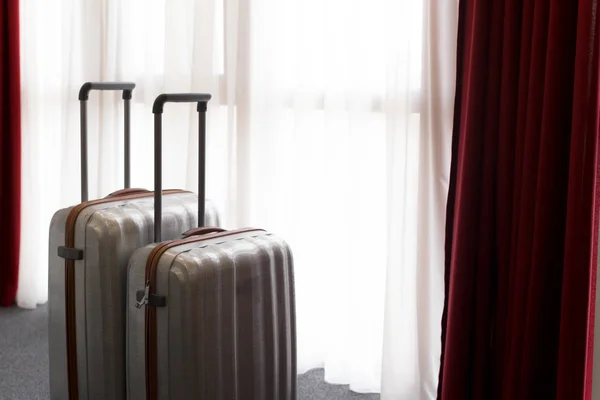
[48,83,220,400]
[126,94,297,400]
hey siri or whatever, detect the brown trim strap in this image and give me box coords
[144,228,264,400]
[63,189,187,400]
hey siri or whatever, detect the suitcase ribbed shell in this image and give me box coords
[126,230,296,400]
[48,192,220,400]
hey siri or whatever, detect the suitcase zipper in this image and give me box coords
[142,228,264,400]
[62,189,187,400]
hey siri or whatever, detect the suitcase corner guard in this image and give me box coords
[57,246,84,260]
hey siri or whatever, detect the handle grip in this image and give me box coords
[182,227,227,238]
[79,82,135,100]
[105,188,150,198]
[153,93,212,242]
[79,81,136,202]
[152,93,212,113]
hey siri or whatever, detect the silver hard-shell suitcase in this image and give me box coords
[126,94,297,400]
[48,83,220,400]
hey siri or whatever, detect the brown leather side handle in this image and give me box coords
[182,227,227,237]
[105,188,151,198]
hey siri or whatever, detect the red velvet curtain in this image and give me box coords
[0,0,21,306]
[438,0,600,399]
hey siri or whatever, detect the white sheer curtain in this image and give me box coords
[19,0,239,307]
[19,0,457,397]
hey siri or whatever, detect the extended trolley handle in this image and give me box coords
[78,82,136,202]
[152,93,212,243]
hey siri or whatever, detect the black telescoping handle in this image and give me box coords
[153,93,212,243]
[79,82,136,202]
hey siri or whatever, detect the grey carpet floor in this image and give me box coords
[0,305,379,400]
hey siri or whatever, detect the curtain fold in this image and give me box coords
[380,1,457,398]
[438,0,600,398]
[0,0,21,306]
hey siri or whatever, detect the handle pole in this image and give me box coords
[198,105,206,228]
[154,113,163,243]
[124,98,131,189]
[80,101,89,202]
